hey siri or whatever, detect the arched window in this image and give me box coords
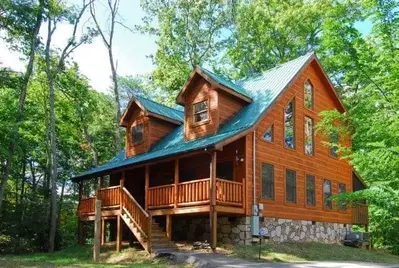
[304,80,314,109]
[284,99,295,149]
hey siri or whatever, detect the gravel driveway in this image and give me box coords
[171,251,399,268]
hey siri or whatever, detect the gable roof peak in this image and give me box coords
[120,94,184,127]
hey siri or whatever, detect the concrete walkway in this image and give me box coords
[171,252,399,268]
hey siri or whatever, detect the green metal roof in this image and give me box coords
[72,52,314,181]
[135,95,184,123]
[198,67,251,99]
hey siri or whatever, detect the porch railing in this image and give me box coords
[216,178,244,207]
[121,187,150,237]
[148,184,175,209]
[352,204,368,225]
[178,178,210,206]
[78,177,245,215]
[146,177,244,209]
[78,197,95,215]
[97,186,120,208]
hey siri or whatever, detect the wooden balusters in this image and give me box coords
[147,184,175,208]
[177,178,210,205]
[97,186,120,208]
[215,178,244,207]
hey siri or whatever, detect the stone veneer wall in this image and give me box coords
[260,218,351,243]
[172,216,351,245]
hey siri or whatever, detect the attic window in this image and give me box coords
[131,124,143,145]
[193,100,208,124]
[263,124,273,142]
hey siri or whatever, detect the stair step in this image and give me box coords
[152,240,175,245]
[151,234,168,239]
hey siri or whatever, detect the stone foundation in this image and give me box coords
[172,216,351,245]
[260,218,351,243]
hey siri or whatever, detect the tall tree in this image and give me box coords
[0,0,45,215]
[139,0,234,101]
[43,0,94,252]
[90,0,125,153]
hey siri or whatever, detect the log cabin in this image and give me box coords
[72,52,368,253]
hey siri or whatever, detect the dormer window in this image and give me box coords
[193,100,208,124]
[131,124,143,145]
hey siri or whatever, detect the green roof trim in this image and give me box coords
[198,67,251,99]
[72,52,315,181]
[135,95,184,123]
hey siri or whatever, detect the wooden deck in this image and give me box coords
[78,177,245,219]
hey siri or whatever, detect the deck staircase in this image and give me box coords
[119,187,176,253]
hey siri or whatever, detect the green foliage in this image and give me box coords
[139,0,234,101]
[0,59,116,253]
[316,0,399,254]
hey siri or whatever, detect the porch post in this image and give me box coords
[78,220,84,246]
[174,159,179,208]
[79,181,83,200]
[101,218,105,245]
[166,215,172,240]
[145,165,149,210]
[209,151,217,251]
[78,181,83,245]
[100,176,105,189]
[117,172,125,252]
[94,199,102,262]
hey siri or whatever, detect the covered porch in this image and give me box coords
[77,137,247,251]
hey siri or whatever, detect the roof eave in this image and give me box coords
[71,144,218,182]
[176,67,252,106]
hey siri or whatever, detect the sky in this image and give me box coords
[0,0,157,93]
[0,1,373,94]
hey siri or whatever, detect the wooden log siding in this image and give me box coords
[78,197,96,215]
[148,184,175,208]
[97,186,120,208]
[121,187,149,237]
[352,204,368,225]
[178,178,210,206]
[216,178,244,207]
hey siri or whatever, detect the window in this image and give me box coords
[261,163,274,200]
[193,100,208,123]
[304,80,314,109]
[263,125,273,142]
[284,100,295,149]
[285,169,296,203]
[304,117,314,155]
[330,132,339,157]
[306,175,316,206]
[323,179,332,209]
[339,183,347,210]
[131,124,143,145]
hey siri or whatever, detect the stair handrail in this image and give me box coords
[122,187,149,217]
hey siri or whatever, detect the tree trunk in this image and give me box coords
[29,159,36,194]
[56,178,66,248]
[108,48,122,153]
[45,14,58,252]
[0,0,44,215]
[80,113,98,167]
[20,156,26,202]
[47,72,58,252]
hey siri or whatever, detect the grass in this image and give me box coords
[0,244,184,267]
[222,242,399,264]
